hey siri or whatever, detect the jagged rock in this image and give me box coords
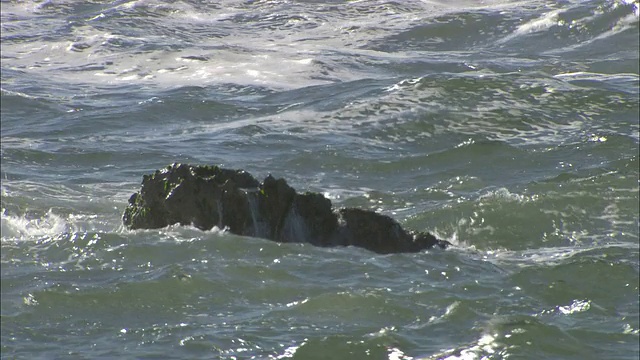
[123,163,450,254]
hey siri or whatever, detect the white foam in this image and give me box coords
[125,222,227,243]
[0,0,536,91]
[498,8,563,44]
[428,331,501,360]
[478,188,537,203]
[1,208,70,241]
[554,71,640,84]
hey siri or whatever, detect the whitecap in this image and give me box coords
[1,208,69,241]
[498,8,564,44]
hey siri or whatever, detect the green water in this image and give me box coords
[1,0,639,358]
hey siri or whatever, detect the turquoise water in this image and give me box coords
[1,1,638,359]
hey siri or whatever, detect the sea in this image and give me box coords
[1,1,638,359]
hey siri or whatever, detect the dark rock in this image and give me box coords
[123,163,451,254]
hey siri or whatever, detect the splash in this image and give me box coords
[1,208,70,241]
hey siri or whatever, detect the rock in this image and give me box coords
[123,163,451,254]
[336,208,442,254]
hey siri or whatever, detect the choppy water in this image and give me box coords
[1,1,639,359]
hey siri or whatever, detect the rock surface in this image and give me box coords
[123,163,451,254]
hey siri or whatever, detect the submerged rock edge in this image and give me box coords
[123,163,451,254]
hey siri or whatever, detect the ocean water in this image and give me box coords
[1,0,639,359]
